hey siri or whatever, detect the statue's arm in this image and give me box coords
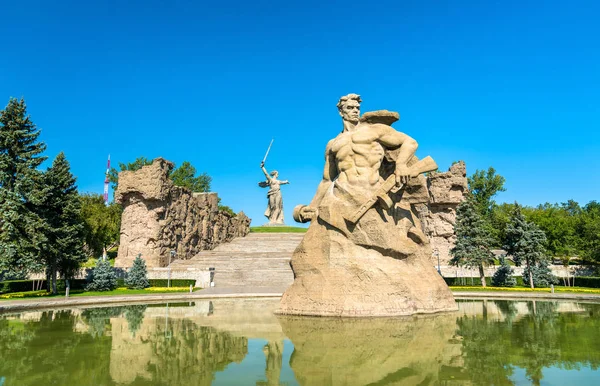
[260,164,272,181]
[375,124,418,184]
[281,180,290,185]
[308,141,337,208]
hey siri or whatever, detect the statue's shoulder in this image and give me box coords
[360,110,399,126]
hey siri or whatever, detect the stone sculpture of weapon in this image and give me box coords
[345,156,438,224]
[262,138,274,165]
[258,139,274,188]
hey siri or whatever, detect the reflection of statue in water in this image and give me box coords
[278,313,459,385]
[259,161,289,225]
[278,93,456,316]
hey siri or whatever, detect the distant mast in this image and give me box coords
[103,155,110,204]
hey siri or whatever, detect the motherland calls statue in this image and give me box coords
[259,159,289,225]
[278,93,457,316]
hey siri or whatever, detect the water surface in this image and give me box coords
[1,298,599,385]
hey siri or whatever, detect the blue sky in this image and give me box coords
[2,0,598,226]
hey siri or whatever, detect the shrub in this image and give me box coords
[125,256,149,289]
[492,258,517,287]
[86,259,117,291]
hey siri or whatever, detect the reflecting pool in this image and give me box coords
[1,298,600,385]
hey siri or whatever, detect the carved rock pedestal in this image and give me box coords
[278,218,457,317]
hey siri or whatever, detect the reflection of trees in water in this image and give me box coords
[0,310,113,386]
[81,306,125,337]
[146,318,248,386]
[456,301,600,385]
[81,305,147,338]
[123,305,147,337]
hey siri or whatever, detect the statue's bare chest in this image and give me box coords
[330,129,382,157]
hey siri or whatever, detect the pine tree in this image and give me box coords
[86,258,117,291]
[35,152,86,293]
[0,98,47,278]
[492,257,516,287]
[450,195,496,287]
[522,259,558,288]
[125,255,149,289]
[503,204,548,289]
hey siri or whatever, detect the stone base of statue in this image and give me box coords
[277,206,457,317]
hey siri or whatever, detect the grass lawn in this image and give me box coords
[250,226,307,233]
[1,287,201,301]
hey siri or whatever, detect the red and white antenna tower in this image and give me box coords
[103,155,110,204]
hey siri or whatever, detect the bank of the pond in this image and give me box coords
[2,287,600,313]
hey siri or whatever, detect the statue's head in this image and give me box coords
[337,93,361,124]
[270,170,279,178]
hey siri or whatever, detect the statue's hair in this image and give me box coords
[336,93,362,111]
[270,170,278,177]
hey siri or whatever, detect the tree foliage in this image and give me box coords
[80,193,122,257]
[468,167,506,217]
[86,258,117,291]
[491,257,516,287]
[450,196,496,287]
[503,204,548,289]
[0,98,47,278]
[35,153,86,293]
[467,167,506,246]
[125,255,149,289]
[169,161,211,192]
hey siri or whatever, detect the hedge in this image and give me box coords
[116,279,195,288]
[0,279,87,294]
[444,276,526,287]
[1,278,196,294]
[570,277,600,288]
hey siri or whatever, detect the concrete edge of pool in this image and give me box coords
[2,289,600,313]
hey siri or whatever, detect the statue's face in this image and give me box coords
[340,100,360,123]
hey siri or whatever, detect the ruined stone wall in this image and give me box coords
[114,158,250,268]
[420,161,468,265]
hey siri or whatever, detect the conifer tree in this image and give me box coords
[0,98,47,277]
[492,257,516,287]
[503,204,548,289]
[450,195,496,287]
[522,259,558,288]
[125,255,149,289]
[86,258,117,291]
[36,152,86,293]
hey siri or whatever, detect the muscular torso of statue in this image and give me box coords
[330,125,386,187]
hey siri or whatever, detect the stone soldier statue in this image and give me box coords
[278,93,456,317]
[259,161,289,225]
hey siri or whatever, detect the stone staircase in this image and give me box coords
[170,233,304,291]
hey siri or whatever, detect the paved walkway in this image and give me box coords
[2,288,600,313]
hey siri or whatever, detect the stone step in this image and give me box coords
[170,232,303,289]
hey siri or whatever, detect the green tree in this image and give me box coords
[125,255,149,289]
[169,161,212,192]
[107,156,153,192]
[468,167,506,245]
[522,259,558,288]
[80,193,122,258]
[35,153,86,293]
[0,98,47,278]
[491,257,516,287]
[523,201,580,258]
[86,258,117,291]
[468,167,506,217]
[577,201,600,266]
[450,196,496,287]
[503,204,548,289]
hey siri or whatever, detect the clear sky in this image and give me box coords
[2,0,598,226]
